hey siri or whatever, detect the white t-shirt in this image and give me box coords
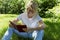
[17,13,42,28]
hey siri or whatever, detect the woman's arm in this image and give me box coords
[37,20,45,30]
[23,20,45,32]
[11,18,19,23]
[9,18,19,27]
[29,20,45,30]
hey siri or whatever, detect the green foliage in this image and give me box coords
[43,18,60,40]
[37,0,57,17]
[0,0,58,17]
[0,0,25,14]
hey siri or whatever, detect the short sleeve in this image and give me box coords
[17,14,22,20]
[37,15,42,21]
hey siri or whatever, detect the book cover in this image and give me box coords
[9,21,27,32]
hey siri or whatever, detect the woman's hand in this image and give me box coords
[9,18,19,28]
[38,20,45,30]
[23,28,30,32]
[9,21,15,28]
[9,23,13,28]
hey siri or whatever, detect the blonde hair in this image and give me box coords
[25,0,38,13]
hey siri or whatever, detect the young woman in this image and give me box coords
[2,0,45,40]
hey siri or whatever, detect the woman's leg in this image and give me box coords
[13,28,32,38]
[32,30,44,40]
[2,27,14,40]
[2,27,33,40]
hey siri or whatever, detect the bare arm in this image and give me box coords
[11,14,22,23]
[36,20,45,29]
[9,18,19,27]
[23,20,45,32]
[11,18,19,23]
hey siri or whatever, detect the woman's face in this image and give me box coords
[27,7,36,18]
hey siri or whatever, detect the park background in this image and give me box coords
[0,0,60,40]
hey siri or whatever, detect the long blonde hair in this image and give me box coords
[25,0,38,14]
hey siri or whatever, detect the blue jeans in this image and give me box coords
[2,27,44,40]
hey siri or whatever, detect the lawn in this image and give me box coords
[0,14,60,40]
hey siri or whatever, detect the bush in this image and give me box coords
[0,0,58,17]
[37,0,57,17]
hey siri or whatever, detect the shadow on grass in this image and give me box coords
[0,27,8,40]
[43,21,60,40]
[0,18,60,40]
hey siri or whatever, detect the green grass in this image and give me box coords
[0,14,60,40]
[0,14,32,40]
[43,18,60,40]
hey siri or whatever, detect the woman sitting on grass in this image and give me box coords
[2,0,45,40]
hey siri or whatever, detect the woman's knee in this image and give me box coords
[1,27,14,40]
[38,30,44,36]
[32,30,44,40]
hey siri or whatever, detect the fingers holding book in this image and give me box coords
[9,23,13,28]
[9,21,15,28]
[22,28,31,32]
[9,21,14,28]
[9,21,27,32]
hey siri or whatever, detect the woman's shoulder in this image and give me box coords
[19,12,26,16]
[36,15,41,18]
[36,14,42,21]
[18,13,27,18]
[19,13,24,16]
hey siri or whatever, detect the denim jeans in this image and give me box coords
[2,27,44,40]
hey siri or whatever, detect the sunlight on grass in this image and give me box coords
[0,14,60,40]
[49,3,60,18]
[0,14,32,40]
[0,14,18,39]
[0,14,17,27]
[0,14,18,31]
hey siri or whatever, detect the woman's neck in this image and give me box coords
[27,14,33,18]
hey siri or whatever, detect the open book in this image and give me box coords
[9,21,27,32]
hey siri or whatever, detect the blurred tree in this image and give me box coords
[0,0,25,14]
[37,0,58,17]
[0,0,58,17]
